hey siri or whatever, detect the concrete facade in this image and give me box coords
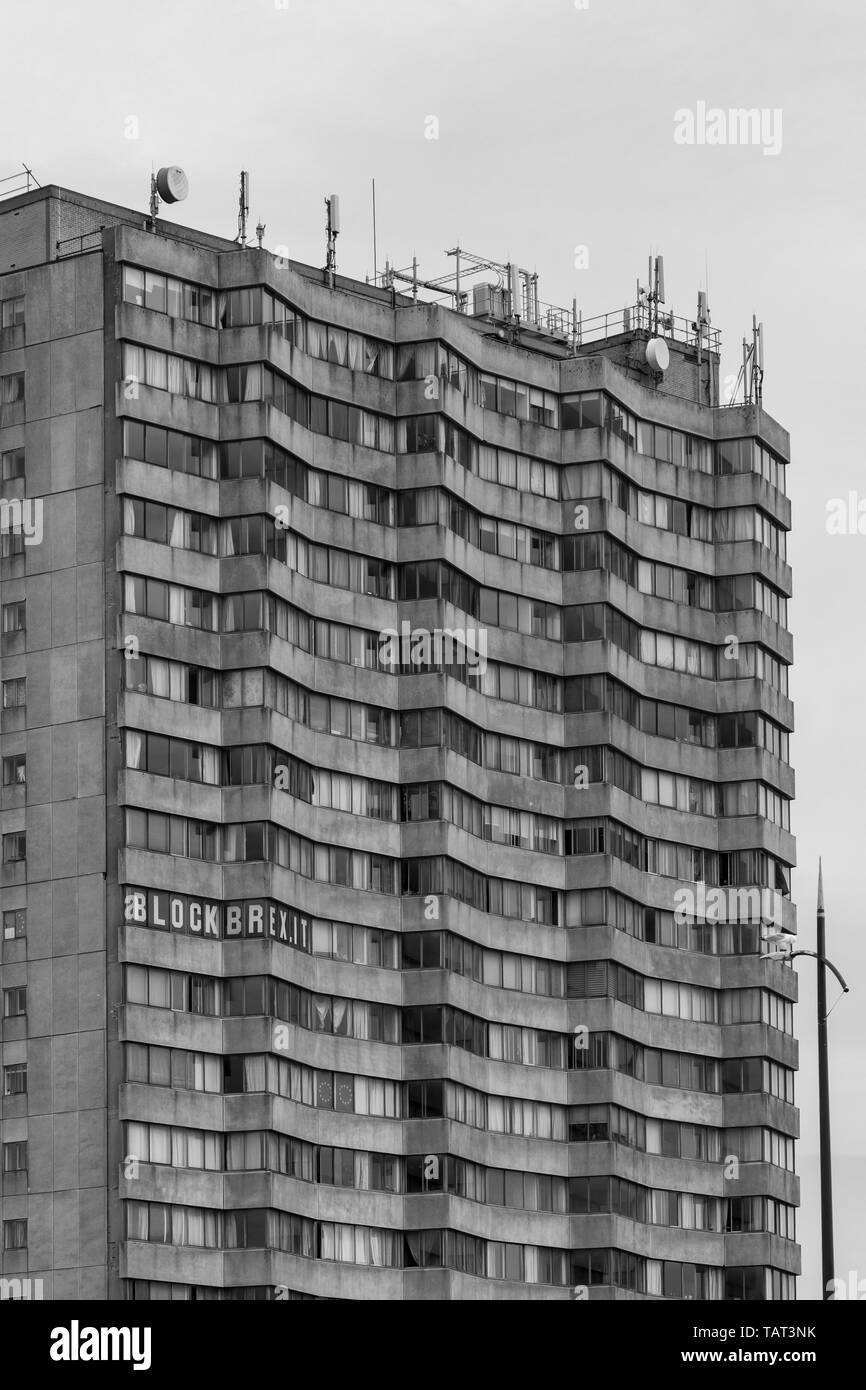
[0,235,108,1299]
[0,185,798,1300]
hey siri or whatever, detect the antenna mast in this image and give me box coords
[739,316,764,405]
[372,180,378,284]
[752,315,764,403]
[325,194,340,287]
[237,171,250,245]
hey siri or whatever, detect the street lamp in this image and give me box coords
[764,860,849,1299]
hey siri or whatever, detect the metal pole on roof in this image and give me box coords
[372,179,378,285]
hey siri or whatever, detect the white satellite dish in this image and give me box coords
[156,166,189,204]
[646,337,670,372]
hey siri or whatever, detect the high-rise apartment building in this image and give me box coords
[0,182,798,1300]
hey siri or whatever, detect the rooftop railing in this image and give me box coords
[0,165,41,201]
[570,301,721,355]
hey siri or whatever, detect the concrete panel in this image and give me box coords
[52,1189,79,1269]
[78,1032,105,1110]
[53,1111,79,1190]
[52,1034,79,1113]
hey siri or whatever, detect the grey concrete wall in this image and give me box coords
[0,247,107,1299]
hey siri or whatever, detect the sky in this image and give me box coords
[2,0,864,1299]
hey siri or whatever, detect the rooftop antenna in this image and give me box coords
[692,290,710,348]
[325,193,340,287]
[637,252,664,332]
[508,262,521,322]
[641,252,665,335]
[372,179,378,284]
[644,254,670,378]
[637,253,666,352]
[255,219,266,250]
[237,171,250,246]
[637,275,648,327]
[654,255,665,334]
[741,315,764,405]
[147,165,189,231]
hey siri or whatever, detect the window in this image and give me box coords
[0,372,25,423]
[0,372,25,400]
[3,987,26,1018]
[2,1140,27,1172]
[3,1063,26,1095]
[3,678,26,709]
[529,387,558,428]
[2,755,25,786]
[145,271,168,313]
[562,392,604,430]
[3,1219,27,1250]
[0,528,25,560]
[1,449,25,481]
[3,832,26,863]
[2,1223,28,1256]
[1,297,25,329]
[2,909,25,940]
[122,265,145,306]
[2,602,25,633]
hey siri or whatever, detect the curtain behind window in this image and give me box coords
[123,345,145,387]
[150,1125,171,1165]
[243,1055,266,1091]
[123,498,140,535]
[244,364,262,401]
[320,1224,335,1260]
[307,322,327,359]
[124,575,141,614]
[144,349,166,390]
[168,587,185,625]
[167,356,183,394]
[200,746,219,785]
[150,658,170,698]
[127,1201,149,1241]
[126,1121,149,1161]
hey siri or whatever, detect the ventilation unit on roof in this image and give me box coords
[472,283,507,319]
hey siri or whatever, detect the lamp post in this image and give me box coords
[764,859,849,1299]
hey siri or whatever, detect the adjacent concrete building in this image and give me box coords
[0,183,798,1299]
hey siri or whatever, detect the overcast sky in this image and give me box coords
[2,0,864,1299]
